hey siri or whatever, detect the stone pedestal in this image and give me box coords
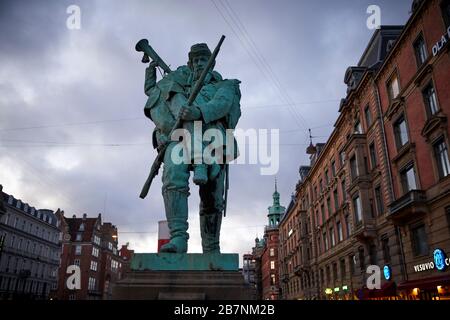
[112,253,254,300]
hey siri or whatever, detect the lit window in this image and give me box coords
[270,261,275,270]
[269,248,275,257]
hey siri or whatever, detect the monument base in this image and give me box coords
[112,270,254,300]
[112,253,254,300]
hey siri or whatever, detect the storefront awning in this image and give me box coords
[357,282,397,299]
[397,274,450,290]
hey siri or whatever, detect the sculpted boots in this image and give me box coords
[160,190,189,253]
[200,212,222,254]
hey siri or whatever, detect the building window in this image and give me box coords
[354,120,362,134]
[331,161,336,177]
[340,150,346,167]
[327,197,332,216]
[353,195,362,223]
[400,164,418,193]
[79,223,85,231]
[358,247,365,271]
[340,259,346,281]
[323,232,328,251]
[270,261,275,270]
[364,105,372,128]
[345,214,350,238]
[74,259,80,266]
[394,115,409,150]
[423,82,439,117]
[90,260,97,271]
[332,263,338,282]
[369,244,377,265]
[69,294,75,300]
[92,247,99,257]
[75,245,82,255]
[413,34,427,67]
[350,156,358,180]
[269,248,275,257]
[382,236,391,263]
[434,138,450,178]
[317,236,322,254]
[333,189,339,211]
[337,220,343,242]
[270,274,276,286]
[411,224,429,256]
[441,0,450,28]
[349,255,356,275]
[387,73,400,101]
[341,179,346,202]
[321,205,325,224]
[94,235,101,246]
[76,233,82,241]
[369,143,377,169]
[330,227,335,247]
[374,186,384,216]
[88,277,97,291]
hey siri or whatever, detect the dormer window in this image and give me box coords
[16,200,21,209]
[8,195,13,205]
[24,204,29,212]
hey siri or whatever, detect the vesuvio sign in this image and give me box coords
[413,249,449,272]
[432,26,450,56]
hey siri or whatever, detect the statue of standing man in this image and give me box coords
[138,37,241,254]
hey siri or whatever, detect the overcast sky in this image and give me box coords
[0,0,412,260]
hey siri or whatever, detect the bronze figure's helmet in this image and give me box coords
[188,43,212,69]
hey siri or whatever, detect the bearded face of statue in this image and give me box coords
[191,55,209,81]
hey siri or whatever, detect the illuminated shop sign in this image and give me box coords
[383,265,391,280]
[325,288,333,295]
[432,26,450,56]
[413,248,449,272]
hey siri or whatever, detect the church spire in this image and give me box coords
[267,178,285,227]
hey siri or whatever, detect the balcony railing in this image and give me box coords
[388,190,427,219]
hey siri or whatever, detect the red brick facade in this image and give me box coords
[278,0,450,300]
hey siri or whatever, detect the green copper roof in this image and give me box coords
[267,179,285,226]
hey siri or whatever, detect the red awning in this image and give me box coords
[397,274,450,290]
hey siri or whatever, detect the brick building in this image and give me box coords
[53,212,125,300]
[249,183,285,300]
[279,0,450,300]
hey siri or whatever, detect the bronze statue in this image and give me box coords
[137,36,241,253]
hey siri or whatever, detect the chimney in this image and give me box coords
[82,213,87,220]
